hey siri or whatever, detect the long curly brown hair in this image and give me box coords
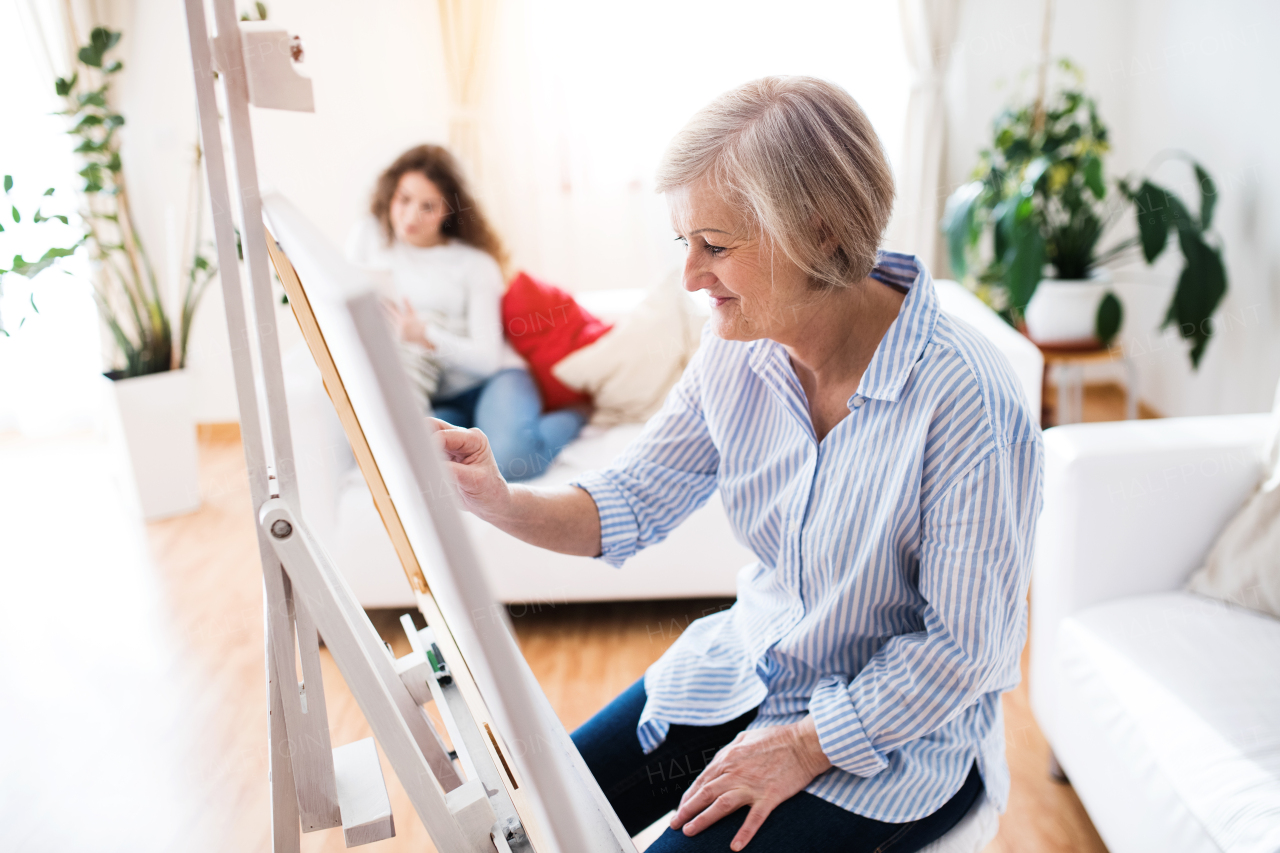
[370,144,507,268]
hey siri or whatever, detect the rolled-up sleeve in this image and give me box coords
[808,436,1044,776]
[571,347,720,568]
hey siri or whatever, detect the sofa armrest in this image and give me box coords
[1029,413,1271,741]
[1034,414,1270,606]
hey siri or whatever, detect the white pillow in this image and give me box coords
[1185,377,1280,619]
[552,273,705,427]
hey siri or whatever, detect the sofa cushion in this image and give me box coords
[502,271,612,411]
[1185,375,1280,619]
[552,274,707,427]
[1057,591,1280,853]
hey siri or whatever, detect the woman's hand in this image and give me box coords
[430,419,604,556]
[670,717,832,851]
[387,297,435,349]
[428,418,510,521]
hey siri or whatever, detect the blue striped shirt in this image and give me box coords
[572,252,1044,822]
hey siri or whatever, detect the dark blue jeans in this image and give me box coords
[571,678,983,852]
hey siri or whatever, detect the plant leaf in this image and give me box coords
[940,181,984,278]
[1095,292,1122,345]
[1131,180,1170,263]
[1194,163,1217,230]
[1164,229,1227,369]
[999,193,1046,312]
[9,246,78,279]
[3,175,11,193]
[11,206,18,224]
[1023,156,1052,191]
[1082,154,1105,199]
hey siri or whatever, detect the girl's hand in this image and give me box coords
[387,297,434,349]
[428,418,510,522]
[670,717,832,851]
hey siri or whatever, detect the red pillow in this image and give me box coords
[502,272,612,411]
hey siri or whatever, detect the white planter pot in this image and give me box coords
[103,368,201,520]
[1023,270,1114,346]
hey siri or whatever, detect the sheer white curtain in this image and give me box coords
[479,1,911,294]
[884,0,962,272]
[438,0,500,189]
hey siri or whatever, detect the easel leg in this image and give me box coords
[266,603,301,853]
[262,543,341,830]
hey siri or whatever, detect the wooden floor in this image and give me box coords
[0,384,1142,852]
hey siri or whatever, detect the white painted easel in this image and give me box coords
[181,3,634,851]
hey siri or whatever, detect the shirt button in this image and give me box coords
[852,396,865,408]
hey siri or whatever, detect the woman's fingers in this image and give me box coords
[678,745,730,808]
[671,769,726,830]
[433,423,487,461]
[680,791,745,837]
[426,416,456,433]
[446,459,487,495]
[729,802,774,852]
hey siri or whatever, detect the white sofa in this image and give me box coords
[283,279,1043,606]
[1030,414,1280,853]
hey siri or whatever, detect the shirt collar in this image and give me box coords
[855,251,939,404]
[746,250,939,409]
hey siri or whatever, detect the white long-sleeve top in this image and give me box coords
[345,215,521,397]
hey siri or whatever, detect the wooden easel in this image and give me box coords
[182,3,633,851]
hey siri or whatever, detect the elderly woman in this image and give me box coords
[435,77,1043,853]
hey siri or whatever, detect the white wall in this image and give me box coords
[943,0,1280,417]
[116,0,451,422]
[1120,0,1280,416]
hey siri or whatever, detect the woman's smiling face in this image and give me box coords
[670,178,820,344]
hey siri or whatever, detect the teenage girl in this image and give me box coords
[347,145,586,481]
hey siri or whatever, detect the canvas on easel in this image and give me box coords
[262,193,634,853]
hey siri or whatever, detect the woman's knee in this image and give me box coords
[475,368,583,480]
[476,368,541,422]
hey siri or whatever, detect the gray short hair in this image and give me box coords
[657,76,895,287]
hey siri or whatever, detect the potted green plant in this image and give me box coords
[941,60,1227,368]
[1,26,217,518]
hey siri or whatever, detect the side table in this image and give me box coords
[1037,341,1138,425]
